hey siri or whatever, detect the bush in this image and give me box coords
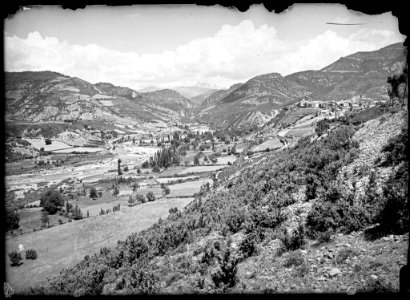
[239,233,258,259]
[123,165,129,172]
[280,222,305,252]
[152,166,160,173]
[283,251,304,267]
[45,138,52,145]
[225,208,246,233]
[25,249,38,260]
[146,191,156,202]
[163,186,171,195]
[9,251,22,266]
[98,191,103,197]
[40,189,65,214]
[211,246,238,290]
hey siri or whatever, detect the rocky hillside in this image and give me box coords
[5,72,191,126]
[197,42,406,129]
[141,89,193,117]
[26,103,408,295]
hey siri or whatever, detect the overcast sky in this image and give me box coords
[4,4,406,90]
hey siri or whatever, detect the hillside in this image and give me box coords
[196,42,406,129]
[141,89,193,117]
[5,72,191,128]
[23,103,408,295]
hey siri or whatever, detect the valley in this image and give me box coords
[4,41,408,295]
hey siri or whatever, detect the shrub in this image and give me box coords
[280,222,305,252]
[45,138,52,145]
[98,191,103,197]
[123,166,129,172]
[225,208,246,233]
[211,246,238,290]
[146,191,156,202]
[152,166,160,173]
[239,233,258,259]
[283,251,304,267]
[25,249,38,260]
[163,185,171,195]
[9,251,22,266]
[40,189,65,214]
[89,187,98,199]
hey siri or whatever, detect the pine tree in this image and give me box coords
[41,211,49,228]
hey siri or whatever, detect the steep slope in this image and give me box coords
[26,107,408,295]
[286,42,406,101]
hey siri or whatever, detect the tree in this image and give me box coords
[137,168,142,174]
[89,187,98,199]
[136,194,146,203]
[41,211,49,228]
[146,191,156,202]
[194,155,200,166]
[6,210,19,231]
[40,189,65,214]
[118,159,123,176]
[113,185,120,196]
[128,195,135,204]
[72,204,83,220]
[315,119,330,136]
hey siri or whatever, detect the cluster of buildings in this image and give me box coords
[297,96,388,112]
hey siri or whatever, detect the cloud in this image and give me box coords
[5,20,405,89]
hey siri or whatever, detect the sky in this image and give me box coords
[4,4,406,90]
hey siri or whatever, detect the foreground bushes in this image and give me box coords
[25,249,38,260]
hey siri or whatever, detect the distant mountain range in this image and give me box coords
[196,42,406,129]
[5,42,406,130]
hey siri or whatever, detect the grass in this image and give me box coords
[168,179,213,197]
[6,196,194,293]
[178,165,226,175]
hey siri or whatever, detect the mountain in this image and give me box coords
[171,83,220,99]
[197,42,406,129]
[285,42,406,101]
[137,85,160,93]
[5,72,193,126]
[140,89,193,118]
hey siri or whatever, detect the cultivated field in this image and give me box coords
[6,196,194,293]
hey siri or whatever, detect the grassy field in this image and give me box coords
[24,138,73,151]
[167,178,213,197]
[285,125,315,138]
[178,165,226,174]
[251,138,283,152]
[6,196,194,293]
